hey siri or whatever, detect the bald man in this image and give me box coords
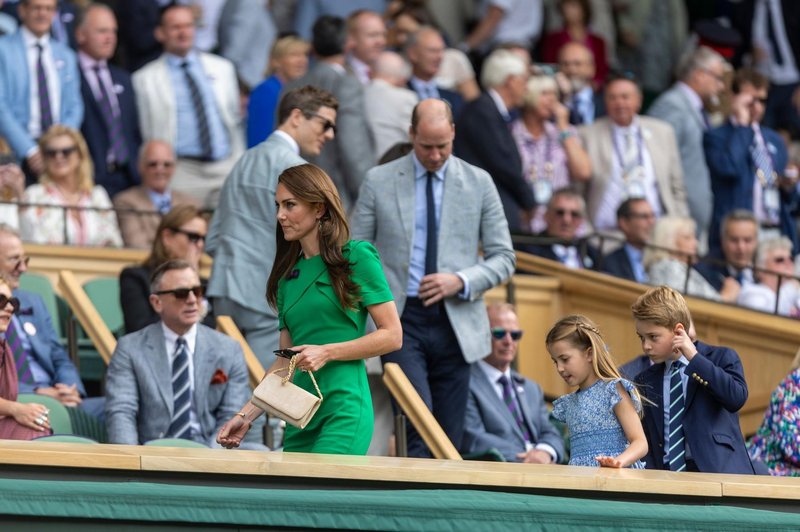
[364,51,418,160]
[352,98,515,458]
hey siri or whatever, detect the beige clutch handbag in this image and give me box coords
[251,356,323,429]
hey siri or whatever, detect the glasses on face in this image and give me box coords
[43,146,79,159]
[772,256,791,264]
[491,327,523,341]
[627,212,655,220]
[172,228,206,244]
[6,255,30,270]
[554,208,583,219]
[145,160,175,169]
[0,294,21,314]
[305,113,337,135]
[154,285,204,300]
[701,67,725,83]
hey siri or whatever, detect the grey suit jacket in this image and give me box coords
[363,78,418,160]
[578,116,689,227]
[351,153,515,363]
[647,84,711,233]
[205,132,305,315]
[105,322,250,445]
[463,364,565,462]
[283,61,375,211]
[217,0,277,91]
[112,186,201,249]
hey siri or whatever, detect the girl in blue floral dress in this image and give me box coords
[548,315,648,468]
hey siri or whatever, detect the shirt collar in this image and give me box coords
[161,322,198,356]
[410,76,436,89]
[612,115,641,136]
[78,50,106,71]
[412,151,448,181]
[273,130,300,154]
[666,354,689,372]
[165,50,198,68]
[624,243,644,260]
[677,81,704,114]
[477,359,511,385]
[488,88,510,120]
[21,26,50,48]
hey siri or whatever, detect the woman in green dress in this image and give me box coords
[217,164,402,454]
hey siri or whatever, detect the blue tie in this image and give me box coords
[425,171,437,275]
[167,337,193,440]
[667,361,687,471]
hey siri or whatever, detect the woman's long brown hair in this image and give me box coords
[266,164,360,311]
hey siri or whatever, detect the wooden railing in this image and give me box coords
[382,362,461,460]
[216,315,267,389]
[57,270,116,365]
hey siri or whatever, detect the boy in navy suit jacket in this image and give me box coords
[631,286,754,474]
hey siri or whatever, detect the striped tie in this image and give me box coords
[167,337,193,440]
[181,61,213,160]
[93,65,129,164]
[5,318,33,385]
[667,361,687,472]
[498,375,531,442]
[36,43,53,134]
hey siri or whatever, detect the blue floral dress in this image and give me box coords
[552,378,645,468]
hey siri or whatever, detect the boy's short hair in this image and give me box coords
[631,286,692,329]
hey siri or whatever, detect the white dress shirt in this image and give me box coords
[22,27,60,141]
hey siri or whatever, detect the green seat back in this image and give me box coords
[144,438,208,448]
[18,273,63,338]
[32,435,97,444]
[17,394,73,434]
[82,277,125,337]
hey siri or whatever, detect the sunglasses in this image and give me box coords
[305,112,337,135]
[154,285,205,300]
[145,160,175,169]
[491,327,523,341]
[172,229,206,244]
[43,146,78,159]
[554,209,583,219]
[0,295,21,314]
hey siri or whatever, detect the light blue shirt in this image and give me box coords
[623,243,648,283]
[166,51,230,160]
[663,355,693,463]
[147,189,173,214]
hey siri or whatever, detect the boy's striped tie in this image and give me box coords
[667,361,687,472]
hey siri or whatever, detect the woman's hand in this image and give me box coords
[596,455,623,468]
[13,402,50,432]
[216,414,251,449]
[292,344,332,372]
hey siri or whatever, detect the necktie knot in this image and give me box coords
[497,375,509,387]
[671,360,684,374]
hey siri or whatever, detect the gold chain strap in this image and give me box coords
[272,355,323,400]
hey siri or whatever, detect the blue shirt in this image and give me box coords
[146,188,173,214]
[166,52,230,160]
[623,243,648,283]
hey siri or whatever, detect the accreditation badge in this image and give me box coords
[23,322,37,336]
[764,187,780,212]
[532,179,553,205]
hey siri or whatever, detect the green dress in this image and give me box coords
[277,240,393,454]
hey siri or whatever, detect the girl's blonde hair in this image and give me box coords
[546,314,642,407]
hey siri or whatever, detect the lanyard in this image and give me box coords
[612,126,644,178]
[525,132,556,181]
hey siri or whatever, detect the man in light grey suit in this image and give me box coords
[648,46,727,242]
[579,75,689,235]
[206,86,338,369]
[106,260,251,446]
[463,303,564,463]
[352,99,516,458]
[282,15,375,212]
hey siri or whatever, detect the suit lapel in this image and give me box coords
[192,326,213,423]
[474,367,525,442]
[438,159,464,266]
[280,256,328,318]
[512,373,538,442]
[395,158,415,249]
[646,365,666,444]
[641,120,669,200]
[144,324,173,416]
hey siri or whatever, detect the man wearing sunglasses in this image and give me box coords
[106,260,256,447]
[462,303,565,463]
[0,224,104,420]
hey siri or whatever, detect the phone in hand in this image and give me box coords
[273,348,298,359]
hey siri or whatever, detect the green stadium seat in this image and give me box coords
[82,277,125,338]
[17,394,72,434]
[18,273,63,338]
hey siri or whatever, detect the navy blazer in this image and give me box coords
[619,354,651,381]
[524,233,601,270]
[12,289,86,397]
[80,64,142,198]
[601,246,637,282]
[406,81,463,118]
[694,251,730,292]
[635,341,755,474]
[454,92,534,232]
[704,122,798,252]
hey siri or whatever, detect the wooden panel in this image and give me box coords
[0,440,140,470]
[58,270,117,364]
[513,253,800,435]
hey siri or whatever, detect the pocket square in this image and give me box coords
[210,368,228,385]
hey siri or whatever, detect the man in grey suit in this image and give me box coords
[648,46,727,242]
[206,86,337,369]
[352,98,516,458]
[106,260,251,446]
[463,303,564,463]
[282,15,375,212]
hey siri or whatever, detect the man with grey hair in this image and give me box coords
[405,27,462,116]
[648,46,728,242]
[364,51,418,160]
[454,49,533,232]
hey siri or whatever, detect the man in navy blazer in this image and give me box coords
[454,49,534,233]
[0,224,103,419]
[632,286,754,474]
[76,4,141,198]
[601,198,655,283]
[463,304,564,463]
[704,68,798,253]
[0,0,83,178]
[405,27,463,118]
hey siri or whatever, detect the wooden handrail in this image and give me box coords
[382,362,461,460]
[57,270,116,365]
[216,315,266,389]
